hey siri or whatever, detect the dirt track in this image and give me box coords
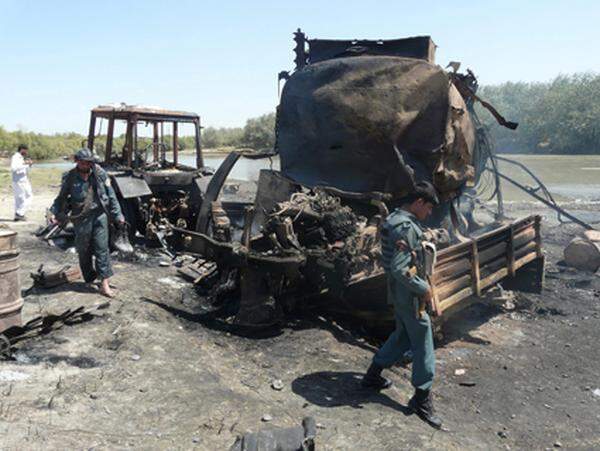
[1,190,600,450]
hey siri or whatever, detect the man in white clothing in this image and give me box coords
[11,144,33,221]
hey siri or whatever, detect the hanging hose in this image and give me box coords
[468,103,505,219]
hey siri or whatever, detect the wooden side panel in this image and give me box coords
[433,215,543,316]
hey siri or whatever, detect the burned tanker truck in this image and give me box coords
[176,30,544,331]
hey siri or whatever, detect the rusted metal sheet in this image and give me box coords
[112,175,152,199]
[195,151,242,234]
[0,227,23,333]
[194,118,203,169]
[307,35,437,64]
[91,104,199,122]
[172,122,179,166]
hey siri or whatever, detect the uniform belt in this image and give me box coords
[71,206,101,223]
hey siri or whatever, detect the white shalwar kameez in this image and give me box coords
[11,152,33,217]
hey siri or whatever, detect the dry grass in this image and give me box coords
[0,166,64,194]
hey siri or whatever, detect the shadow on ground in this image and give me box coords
[142,297,285,339]
[23,281,100,298]
[143,296,384,351]
[291,370,412,414]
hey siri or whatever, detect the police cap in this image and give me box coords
[74,148,96,162]
[402,181,440,206]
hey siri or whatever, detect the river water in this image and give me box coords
[36,154,279,184]
[497,154,600,203]
[35,154,600,203]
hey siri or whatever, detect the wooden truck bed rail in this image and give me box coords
[431,215,543,317]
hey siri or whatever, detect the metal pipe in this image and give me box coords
[496,172,594,230]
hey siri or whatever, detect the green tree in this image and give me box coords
[240,112,276,150]
[477,73,600,154]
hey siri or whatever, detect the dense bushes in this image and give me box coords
[477,73,600,154]
[0,127,85,160]
[196,113,275,150]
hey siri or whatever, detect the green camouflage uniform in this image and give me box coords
[50,166,124,282]
[372,208,436,391]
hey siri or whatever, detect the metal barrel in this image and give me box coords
[0,227,23,332]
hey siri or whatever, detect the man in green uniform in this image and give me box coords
[49,148,124,298]
[361,181,442,429]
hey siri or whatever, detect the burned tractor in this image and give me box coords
[87,105,210,245]
[175,31,545,332]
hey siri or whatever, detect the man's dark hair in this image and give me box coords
[400,181,440,206]
[18,144,28,151]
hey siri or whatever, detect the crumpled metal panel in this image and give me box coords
[112,175,152,199]
[308,36,435,64]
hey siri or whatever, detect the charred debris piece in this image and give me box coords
[174,180,397,329]
[229,416,316,451]
[175,172,544,334]
[29,264,82,290]
[0,302,110,358]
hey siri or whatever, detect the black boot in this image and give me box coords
[408,389,442,429]
[361,363,392,390]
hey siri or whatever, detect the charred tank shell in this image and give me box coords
[278,40,476,201]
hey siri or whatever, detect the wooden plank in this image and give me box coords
[436,274,472,300]
[435,221,534,267]
[478,224,534,252]
[471,240,481,296]
[514,252,539,270]
[478,241,507,266]
[430,280,441,317]
[437,242,471,260]
[478,252,538,292]
[438,286,473,314]
[479,242,537,279]
[437,251,539,314]
[478,227,535,266]
[436,218,531,259]
[431,258,471,284]
[434,295,478,325]
[429,216,541,316]
[507,225,516,277]
[515,241,537,260]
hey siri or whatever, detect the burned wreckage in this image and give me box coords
[171,31,545,332]
[87,105,209,246]
[40,104,210,249]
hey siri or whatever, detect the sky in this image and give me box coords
[1,0,599,134]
